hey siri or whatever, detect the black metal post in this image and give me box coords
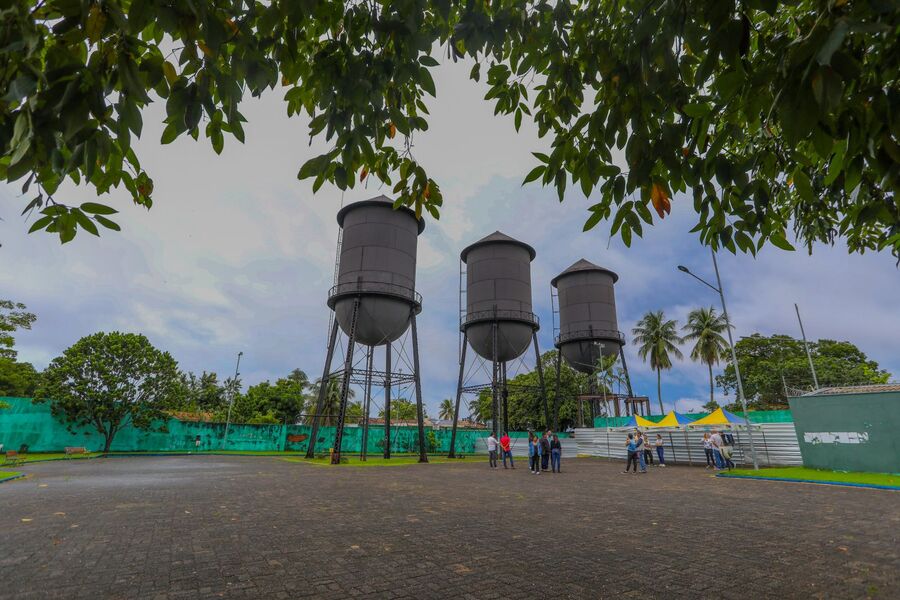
[384,342,392,459]
[552,350,562,431]
[360,345,373,461]
[501,361,509,435]
[331,297,360,464]
[491,322,499,437]
[410,311,429,463]
[306,319,340,459]
[532,331,550,429]
[448,331,468,458]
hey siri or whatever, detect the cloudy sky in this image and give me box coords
[3,58,899,418]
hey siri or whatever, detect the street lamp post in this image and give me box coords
[678,249,759,470]
[222,351,243,450]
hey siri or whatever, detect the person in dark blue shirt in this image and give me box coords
[623,433,639,473]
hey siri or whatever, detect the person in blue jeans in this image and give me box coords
[623,433,638,473]
[635,431,647,472]
[654,433,666,467]
[528,433,542,474]
[550,434,562,473]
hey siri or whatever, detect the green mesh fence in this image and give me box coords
[593,409,793,428]
[0,397,562,454]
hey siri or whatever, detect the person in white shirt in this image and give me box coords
[710,430,725,470]
[702,432,715,469]
[486,433,499,468]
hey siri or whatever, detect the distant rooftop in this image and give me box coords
[801,383,900,397]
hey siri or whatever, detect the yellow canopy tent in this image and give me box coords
[651,411,695,428]
[687,407,757,428]
[612,414,657,430]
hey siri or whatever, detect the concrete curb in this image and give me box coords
[0,472,25,484]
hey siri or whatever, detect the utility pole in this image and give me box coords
[794,303,819,391]
[222,351,243,449]
[678,250,759,470]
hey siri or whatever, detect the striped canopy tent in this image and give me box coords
[650,410,695,428]
[613,414,657,430]
[687,407,758,429]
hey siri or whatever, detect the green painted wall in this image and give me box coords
[0,397,561,454]
[593,409,793,428]
[789,391,900,474]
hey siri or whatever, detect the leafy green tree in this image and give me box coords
[471,351,589,430]
[633,311,684,414]
[717,334,891,409]
[5,2,896,258]
[0,358,40,397]
[379,399,422,421]
[682,307,730,406]
[240,375,307,424]
[702,399,720,413]
[0,300,36,360]
[438,398,454,421]
[34,331,180,452]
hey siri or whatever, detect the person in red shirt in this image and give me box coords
[499,432,514,469]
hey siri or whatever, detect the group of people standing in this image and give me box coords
[702,430,735,470]
[484,431,562,474]
[623,431,667,474]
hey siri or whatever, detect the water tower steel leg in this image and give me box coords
[619,345,635,398]
[360,345,374,461]
[331,297,360,465]
[384,343,392,459]
[410,311,429,463]
[491,322,499,437]
[532,332,550,430]
[448,330,468,458]
[501,361,509,435]
[552,350,562,432]
[306,319,340,459]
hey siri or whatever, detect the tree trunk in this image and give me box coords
[656,368,664,415]
[103,432,113,453]
[708,362,714,406]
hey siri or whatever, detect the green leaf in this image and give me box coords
[94,215,121,231]
[73,210,100,236]
[80,203,118,215]
[682,103,712,118]
[769,232,796,251]
[583,210,603,231]
[28,215,53,234]
[522,165,545,184]
[817,20,848,66]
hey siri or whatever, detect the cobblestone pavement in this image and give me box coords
[1,456,897,599]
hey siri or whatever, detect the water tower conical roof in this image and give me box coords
[460,231,536,262]
[336,194,425,233]
[551,258,618,286]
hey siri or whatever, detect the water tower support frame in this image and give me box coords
[305,299,427,464]
[447,331,468,458]
[360,346,374,461]
[306,319,340,459]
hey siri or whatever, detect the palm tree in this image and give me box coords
[439,398,454,421]
[632,310,684,414]
[305,378,355,425]
[682,306,730,406]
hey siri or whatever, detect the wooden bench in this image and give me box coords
[3,450,24,467]
[64,446,88,458]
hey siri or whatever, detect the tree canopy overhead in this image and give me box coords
[2,1,897,257]
[716,333,891,409]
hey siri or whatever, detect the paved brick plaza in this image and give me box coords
[1,456,897,599]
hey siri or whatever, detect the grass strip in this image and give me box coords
[720,467,898,489]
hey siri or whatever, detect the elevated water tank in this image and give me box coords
[461,231,538,361]
[551,259,623,373]
[328,195,424,346]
